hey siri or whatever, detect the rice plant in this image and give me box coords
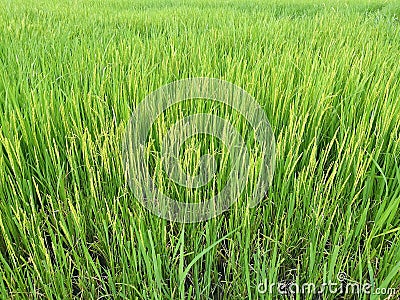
[0,0,399,299]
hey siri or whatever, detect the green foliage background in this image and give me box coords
[0,0,399,298]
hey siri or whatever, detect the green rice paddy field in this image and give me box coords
[0,0,400,299]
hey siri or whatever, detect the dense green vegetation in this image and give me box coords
[0,0,399,299]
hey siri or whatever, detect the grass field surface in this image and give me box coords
[0,0,399,299]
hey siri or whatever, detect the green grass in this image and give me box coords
[0,0,399,299]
